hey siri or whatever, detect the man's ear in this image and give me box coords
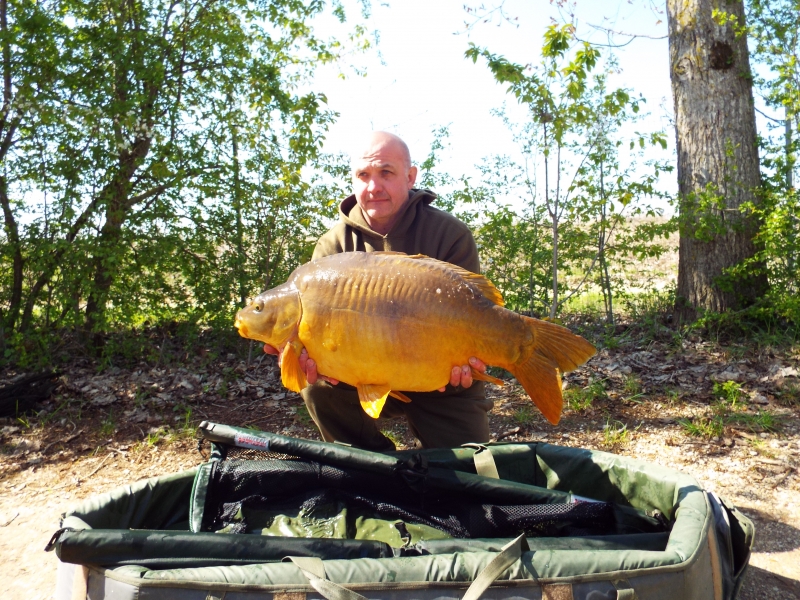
[406,165,418,188]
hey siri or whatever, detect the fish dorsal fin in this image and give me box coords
[357,384,392,418]
[415,255,505,307]
[280,340,308,393]
[373,251,504,307]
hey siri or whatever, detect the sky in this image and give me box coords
[309,0,675,202]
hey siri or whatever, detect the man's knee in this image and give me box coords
[302,381,341,428]
[403,384,493,449]
[301,382,394,451]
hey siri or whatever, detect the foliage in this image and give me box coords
[679,415,725,438]
[511,404,538,426]
[601,419,630,448]
[742,0,800,325]
[712,380,745,408]
[622,374,642,397]
[380,428,405,447]
[564,378,606,412]
[0,0,365,363]
[776,381,800,407]
[294,405,314,427]
[681,380,782,438]
[464,25,674,320]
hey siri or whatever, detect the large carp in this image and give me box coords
[234,251,595,424]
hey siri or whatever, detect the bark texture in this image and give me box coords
[668,0,768,321]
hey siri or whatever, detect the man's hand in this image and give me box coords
[439,357,486,392]
[263,344,339,385]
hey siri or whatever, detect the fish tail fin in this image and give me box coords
[510,317,596,425]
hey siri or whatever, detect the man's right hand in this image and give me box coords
[263,344,339,385]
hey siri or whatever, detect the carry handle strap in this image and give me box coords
[286,556,369,600]
[463,443,500,479]
[461,533,529,600]
[612,579,637,599]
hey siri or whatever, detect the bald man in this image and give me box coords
[281,132,493,450]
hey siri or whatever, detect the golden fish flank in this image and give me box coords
[234,252,596,424]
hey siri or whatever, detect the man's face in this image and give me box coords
[352,137,417,234]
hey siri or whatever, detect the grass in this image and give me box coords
[680,380,783,439]
[131,430,164,453]
[564,379,607,412]
[712,381,746,409]
[664,388,683,405]
[746,438,777,459]
[727,410,783,433]
[562,290,606,315]
[39,399,70,426]
[618,288,676,343]
[679,415,725,438]
[623,375,641,396]
[381,428,405,447]
[99,412,117,437]
[602,419,630,448]
[164,406,196,441]
[294,405,314,427]
[776,382,800,407]
[512,405,538,426]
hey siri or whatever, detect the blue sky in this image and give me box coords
[310,0,675,202]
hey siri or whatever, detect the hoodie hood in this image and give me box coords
[338,189,437,240]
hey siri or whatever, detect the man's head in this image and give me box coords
[351,131,418,235]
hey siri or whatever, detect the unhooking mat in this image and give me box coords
[47,421,754,600]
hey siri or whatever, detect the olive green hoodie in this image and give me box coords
[312,189,480,273]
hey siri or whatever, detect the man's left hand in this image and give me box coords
[439,357,486,391]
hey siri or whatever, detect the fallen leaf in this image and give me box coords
[91,394,116,406]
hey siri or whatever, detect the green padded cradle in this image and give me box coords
[48,421,753,600]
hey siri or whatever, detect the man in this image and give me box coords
[268,131,492,451]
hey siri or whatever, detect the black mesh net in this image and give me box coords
[224,446,301,461]
[201,456,619,539]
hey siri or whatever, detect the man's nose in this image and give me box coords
[367,178,382,193]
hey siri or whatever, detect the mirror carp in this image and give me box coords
[235,251,596,424]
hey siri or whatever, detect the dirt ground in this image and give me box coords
[1,331,799,599]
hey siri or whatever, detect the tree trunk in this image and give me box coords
[667,0,768,321]
[83,198,127,341]
[231,116,246,308]
[0,0,22,333]
[0,175,23,332]
[83,135,152,340]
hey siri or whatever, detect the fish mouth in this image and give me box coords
[233,311,248,337]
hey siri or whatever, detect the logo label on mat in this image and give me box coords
[234,433,270,451]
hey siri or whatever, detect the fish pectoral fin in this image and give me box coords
[280,341,308,393]
[470,367,505,387]
[357,384,392,419]
[389,390,412,403]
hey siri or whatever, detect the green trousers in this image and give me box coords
[301,381,493,451]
